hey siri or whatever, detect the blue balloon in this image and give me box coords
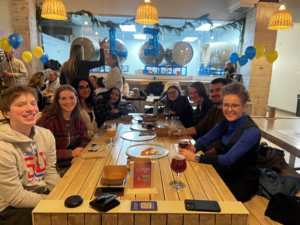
[109,29,127,58]
[143,28,159,56]
[8,33,23,49]
[40,53,49,64]
[245,46,256,60]
[239,55,248,66]
[229,53,239,64]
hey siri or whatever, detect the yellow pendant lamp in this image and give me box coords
[268,4,293,30]
[135,0,159,24]
[41,0,67,20]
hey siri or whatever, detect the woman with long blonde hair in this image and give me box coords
[103,52,123,92]
[60,38,107,85]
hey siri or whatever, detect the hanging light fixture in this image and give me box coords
[41,0,67,20]
[135,0,158,24]
[268,4,293,30]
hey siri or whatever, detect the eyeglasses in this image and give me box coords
[78,85,90,90]
[168,91,178,95]
[222,103,242,110]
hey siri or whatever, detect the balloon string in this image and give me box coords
[26,63,33,76]
[8,59,17,85]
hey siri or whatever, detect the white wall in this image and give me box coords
[268,24,300,113]
[36,0,245,21]
[0,0,13,39]
[279,0,300,23]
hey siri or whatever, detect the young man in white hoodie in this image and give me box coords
[0,85,61,225]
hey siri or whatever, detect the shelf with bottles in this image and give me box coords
[143,65,187,76]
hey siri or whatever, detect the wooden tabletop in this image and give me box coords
[33,115,248,225]
[253,117,300,159]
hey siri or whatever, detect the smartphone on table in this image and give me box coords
[94,187,124,196]
[88,144,101,152]
[185,200,221,212]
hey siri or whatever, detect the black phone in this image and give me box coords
[184,200,221,212]
[94,187,124,196]
[88,144,101,152]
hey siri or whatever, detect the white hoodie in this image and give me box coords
[0,123,61,212]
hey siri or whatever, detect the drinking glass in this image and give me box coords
[163,108,171,125]
[106,122,117,146]
[150,93,154,100]
[170,153,187,192]
[171,116,180,130]
[178,132,190,149]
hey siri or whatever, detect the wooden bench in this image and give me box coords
[244,139,300,225]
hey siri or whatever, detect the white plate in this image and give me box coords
[121,131,156,141]
[126,144,169,159]
[130,124,154,131]
[134,116,143,121]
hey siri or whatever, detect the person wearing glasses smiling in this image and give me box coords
[179,82,261,202]
[71,78,99,139]
[164,85,193,128]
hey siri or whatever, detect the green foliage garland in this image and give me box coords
[36,4,245,45]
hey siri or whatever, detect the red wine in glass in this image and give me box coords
[178,140,189,148]
[171,155,187,173]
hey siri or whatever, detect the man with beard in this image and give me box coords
[170,78,228,155]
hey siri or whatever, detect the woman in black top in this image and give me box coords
[165,85,193,128]
[60,38,107,85]
[27,71,46,111]
[189,82,214,126]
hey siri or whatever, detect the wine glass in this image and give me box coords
[178,132,190,149]
[170,152,187,192]
[163,108,171,125]
[106,122,116,147]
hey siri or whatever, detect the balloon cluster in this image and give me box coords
[230,44,278,66]
[0,33,49,64]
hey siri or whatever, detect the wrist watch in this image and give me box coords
[194,154,201,162]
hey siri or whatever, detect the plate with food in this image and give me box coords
[121,131,156,141]
[126,144,169,159]
[141,115,159,122]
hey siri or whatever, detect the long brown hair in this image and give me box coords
[42,85,81,119]
[67,44,84,76]
[108,52,122,74]
[28,72,45,88]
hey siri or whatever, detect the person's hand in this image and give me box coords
[99,38,107,48]
[3,72,12,78]
[169,129,181,138]
[179,148,196,161]
[185,140,196,153]
[170,110,176,114]
[71,157,78,164]
[110,109,119,114]
[72,147,83,157]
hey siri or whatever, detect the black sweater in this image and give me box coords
[60,49,105,85]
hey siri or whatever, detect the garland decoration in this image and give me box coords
[36,4,245,45]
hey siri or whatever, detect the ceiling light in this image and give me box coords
[211,36,214,39]
[84,21,88,25]
[95,31,98,35]
[120,25,136,32]
[183,37,198,42]
[195,23,222,31]
[41,0,67,20]
[268,4,293,30]
[134,34,146,40]
[135,0,159,24]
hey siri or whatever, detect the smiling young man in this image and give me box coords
[0,86,60,225]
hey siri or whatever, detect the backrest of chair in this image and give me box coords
[164,82,181,92]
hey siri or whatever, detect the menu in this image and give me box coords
[132,161,151,189]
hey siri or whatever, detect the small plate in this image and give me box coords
[134,116,143,121]
[126,144,169,159]
[121,131,156,141]
[130,124,154,131]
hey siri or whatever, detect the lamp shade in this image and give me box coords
[135,0,158,24]
[41,0,67,20]
[268,4,293,30]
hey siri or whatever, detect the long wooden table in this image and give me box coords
[33,116,249,225]
[253,117,300,168]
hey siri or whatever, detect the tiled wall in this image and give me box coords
[12,0,39,81]
[241,2,280,116]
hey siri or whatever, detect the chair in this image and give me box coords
[163,82,181,92]
[144,81,164,96]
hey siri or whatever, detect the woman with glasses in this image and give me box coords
[37,85,89,176]
[179,82,260,202]
[71,78,99,139]
[164,85,193,128]
[94,87,128,128]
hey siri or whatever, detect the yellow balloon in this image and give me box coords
[33,46,43,59]
[22,51,32,63]
[0,38,13,52]
[236,54,243,65]
[255,44,265,59]
[266,50,278,64]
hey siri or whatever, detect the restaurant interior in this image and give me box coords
[1,0,300,225]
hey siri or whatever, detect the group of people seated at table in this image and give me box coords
[0,38,261,224]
